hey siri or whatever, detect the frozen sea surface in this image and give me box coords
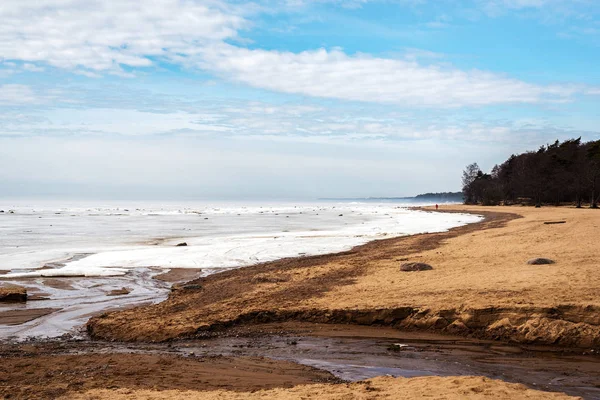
[0,200,481,277]
[0,200,481,339]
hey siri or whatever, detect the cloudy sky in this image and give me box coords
[1,0,599,200]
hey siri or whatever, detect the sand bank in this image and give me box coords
[87,206,600,347]
[64,376,577,399]
[0,353,336,399]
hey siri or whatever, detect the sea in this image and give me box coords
[0,200,481,339]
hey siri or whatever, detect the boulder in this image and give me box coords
[0,286,27,302]
[172,284,202,292]
[107,287,131,296]
[527,258,555,265]
[400,262,433,272]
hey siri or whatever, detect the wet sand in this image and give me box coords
[152,268,204,283]
[42,278,77,290]
[0,352,336,399]
[0,308,59,325]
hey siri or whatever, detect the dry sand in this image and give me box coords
[63,376,578,399]
[314,205,598,310]
[88,206,600,347]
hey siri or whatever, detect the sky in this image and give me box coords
[1,0,600,200]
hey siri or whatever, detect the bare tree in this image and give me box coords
[462,163,481,205]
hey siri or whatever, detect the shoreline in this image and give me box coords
[0,206,481,339]
[86,206,600,348]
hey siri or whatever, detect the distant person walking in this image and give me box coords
[435,204,439,210]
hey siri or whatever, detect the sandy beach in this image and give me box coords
[88,206,600,347]
[2,206,599,399]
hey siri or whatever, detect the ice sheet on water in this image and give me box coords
[0,200,481,339]
[2,267,128,278]
[0,201,481,278]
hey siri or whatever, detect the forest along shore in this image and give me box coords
[87,205,600,348]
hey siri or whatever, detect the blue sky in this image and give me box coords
[1,0,599,199]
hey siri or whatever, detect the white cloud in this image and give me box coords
[2,97,595,146]
[0,0,247,76]
[22,63,45,72]
[0,0,597,109]
[0,84,41,105]
[198,44,587,107]
[1,61,45,76]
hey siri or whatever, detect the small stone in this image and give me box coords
[527,258,555,265]
[176,242,188,247]
[400,262,433,272]
[387,343,409,351]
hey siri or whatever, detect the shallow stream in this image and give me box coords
[12,324,598,399]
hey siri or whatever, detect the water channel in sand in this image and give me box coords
[4,324,597,399]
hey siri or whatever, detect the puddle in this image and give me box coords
[295,359,436,380]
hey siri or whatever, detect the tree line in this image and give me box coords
[414,192,463,202]
[462,138,600,208]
